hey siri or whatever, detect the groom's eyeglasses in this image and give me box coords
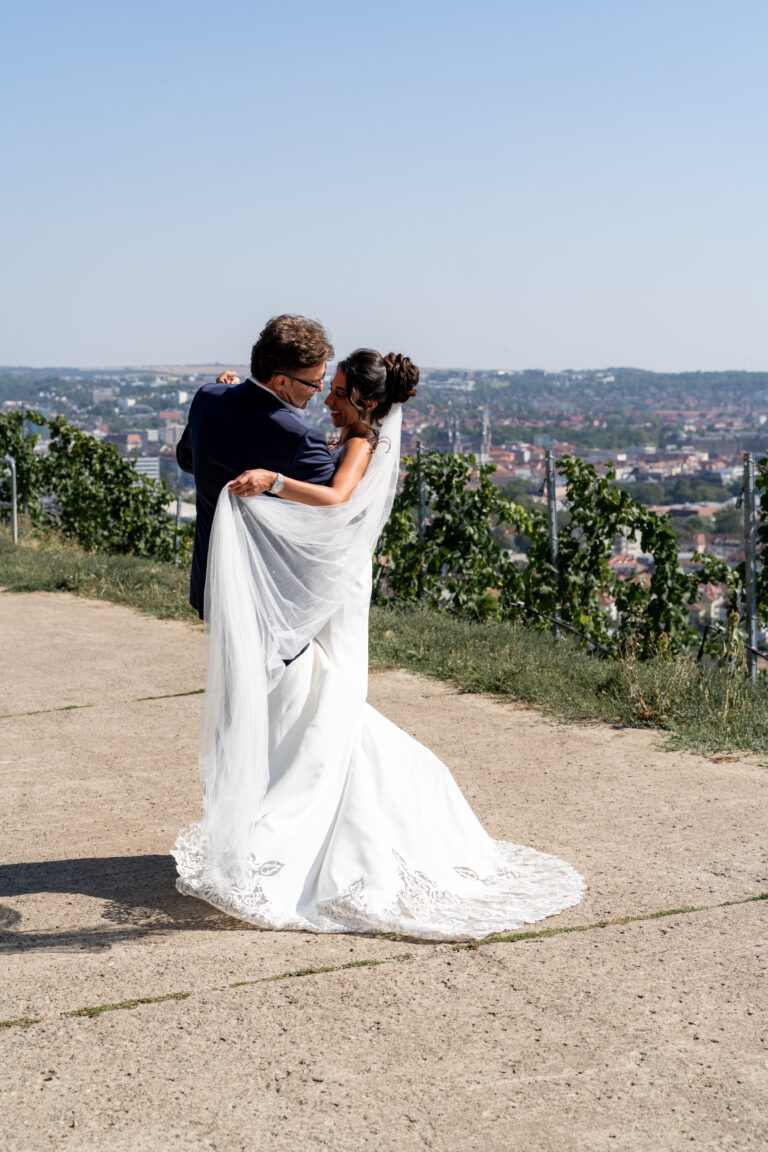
[281,372,326,391]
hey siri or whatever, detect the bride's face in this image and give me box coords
[325,368,360,428]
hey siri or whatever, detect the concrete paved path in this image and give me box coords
[1,592,766,1150]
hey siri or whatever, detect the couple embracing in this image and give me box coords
[172,315,584,940]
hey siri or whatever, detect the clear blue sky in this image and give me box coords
[2,0,766,370]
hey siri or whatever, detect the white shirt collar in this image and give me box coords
[247,375,306,415]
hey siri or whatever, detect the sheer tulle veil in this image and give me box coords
[197,405,403,887]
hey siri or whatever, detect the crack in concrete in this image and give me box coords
[458,891,768,948]
[1,891,764,1031]
[134,689,205,702]
[0,703,94,720]
[0,687,206,720]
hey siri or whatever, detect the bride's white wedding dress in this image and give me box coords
[173,408,584,941]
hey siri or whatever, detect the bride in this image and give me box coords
[173,350,584,941]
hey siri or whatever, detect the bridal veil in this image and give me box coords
[194,407,403,895]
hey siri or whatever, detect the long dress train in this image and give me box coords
[172,408,584,941]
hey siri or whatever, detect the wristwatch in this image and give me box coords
[269,472,285,494]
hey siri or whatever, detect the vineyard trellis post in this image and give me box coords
[416,441,426,543]
[545,450,560,639]
[1,454,18,544]
[416,440,427,601]
[743,451,758,682]
[174,495,182,568]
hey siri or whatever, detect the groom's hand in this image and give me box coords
[228,469,277,497]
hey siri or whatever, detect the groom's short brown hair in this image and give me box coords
[251,315,334,384]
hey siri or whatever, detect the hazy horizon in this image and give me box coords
[4,362,768,378]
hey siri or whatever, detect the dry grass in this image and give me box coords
[3,527,767,757]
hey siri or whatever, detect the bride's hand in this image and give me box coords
[228,468,277,497]
[216,370,241,385]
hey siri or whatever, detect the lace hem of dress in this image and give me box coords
[172,822,585,942]
[172,822,294,926]
[320,847,585,941]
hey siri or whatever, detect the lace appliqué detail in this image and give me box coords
[454,863,517,883]
[319,844,585,942]
[172,822,286,926]
[315,877,368,933]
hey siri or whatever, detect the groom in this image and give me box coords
[176,314,336,620]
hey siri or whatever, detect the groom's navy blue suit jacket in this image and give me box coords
[176,379,335,619]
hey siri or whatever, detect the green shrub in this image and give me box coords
[0,410,185,560]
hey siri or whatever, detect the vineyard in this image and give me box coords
[376,448,765,668]
[2,409,765,669]
[0,409,190,561]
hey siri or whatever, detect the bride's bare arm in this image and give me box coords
[227,437,372,506]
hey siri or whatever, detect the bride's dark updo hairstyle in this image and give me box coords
[338,348,419,445]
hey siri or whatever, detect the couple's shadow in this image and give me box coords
[0,854,241,953]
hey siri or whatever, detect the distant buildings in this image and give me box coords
[104,431,143,451]
[163,423,186,447]
[92,387,117,404]
[134,457,160,480]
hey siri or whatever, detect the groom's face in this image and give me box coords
[272,362,327,409]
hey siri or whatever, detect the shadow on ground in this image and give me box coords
[0,854,243,952]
